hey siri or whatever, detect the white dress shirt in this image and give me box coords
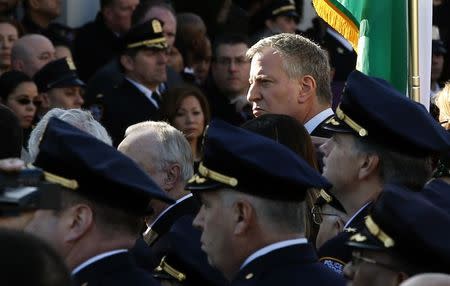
[126,77,161,108]
[71,249,128,275]
[304,108,334,134]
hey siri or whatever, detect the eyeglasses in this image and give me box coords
[311,206,341,225]
[15,98,42,107]
[216,57,249,67]
[350,251,399,272]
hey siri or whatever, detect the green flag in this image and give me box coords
[312,0,408,93]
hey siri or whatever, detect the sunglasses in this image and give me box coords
[15,98,42,107]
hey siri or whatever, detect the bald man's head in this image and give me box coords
[11,34,55,77]
[400,273,450,286]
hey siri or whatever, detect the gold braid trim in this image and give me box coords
[198,162,238,187]
[155,256,186,282]
[365,216,395,248]
[336,105,368,137]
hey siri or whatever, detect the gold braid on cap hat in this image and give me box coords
[27,164,79,190]
[272,5,296,15]
[319,189,332,203]
[336,105,368,137]
[155,256,186,282]
[365,216,395,248]
[43,171,78,190]
[198,162,238,187]
[127,37,167,49]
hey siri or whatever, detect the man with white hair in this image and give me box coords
[27,108,112,163]
[118,121,228,286]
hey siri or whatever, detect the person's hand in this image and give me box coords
[0,158,25,172]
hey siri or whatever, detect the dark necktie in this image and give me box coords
[151,92,161,108]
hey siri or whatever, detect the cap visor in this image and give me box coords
[280,11,299,22]
[185,175,227,192]
[322,116,355,134]
[52,76,86,89]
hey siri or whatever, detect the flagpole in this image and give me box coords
[409,0,420,102]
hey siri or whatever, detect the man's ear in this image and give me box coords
[297,75,316,103]
[358,153,380,180]
[120,54,134,72]
[265,19,275,31]
[165,163,181,191]
[41,93,51,109]
[336,216,346,233]
[63,204,94,243]
[233,200,254,235]
[11,59,25,72]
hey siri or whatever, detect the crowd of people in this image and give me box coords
[1,0,450,286]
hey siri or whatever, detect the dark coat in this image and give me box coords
[73,252,160,286]
[202,77,253,126]
[73,13,122,82]
[84,59,183,108]
[142,195,229,286]
[318,203,372,274]
[21,15,75,45]
[232,243,346,286]
[100,79,161,146]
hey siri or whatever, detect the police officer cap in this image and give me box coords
[422,179,450,215]
[347,184,450,274]
[34,117,174,215]
[264,0,299,22]
[323,70,450,156]
[33,57,85,93]
[121,18,168,51]
[0,168,62,216]
[185,120,331,201]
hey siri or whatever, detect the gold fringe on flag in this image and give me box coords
[312,0,360,52]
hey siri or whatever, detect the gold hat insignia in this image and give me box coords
[66,57,76,70]
[152,19,162,33]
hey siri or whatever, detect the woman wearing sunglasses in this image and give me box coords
[0,70,39,156]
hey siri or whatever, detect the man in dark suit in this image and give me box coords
[317,70,450,274]
[84,1,183,114]
[118,121,228,286]
[21,0,75,45]
[73,0,139,82]
[187,119,345,286]
[204,34,253,126]
[98,18,169,146]
[246,33,334,138]
[22,117,174,286]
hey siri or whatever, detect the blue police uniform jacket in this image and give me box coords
[318,202,372,274]
[73,251,161,286]
[136,195,229,286]
[232,243,345,286]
